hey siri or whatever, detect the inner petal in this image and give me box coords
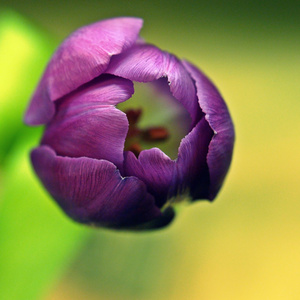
[41,75,133,171]
[117,77,191,160]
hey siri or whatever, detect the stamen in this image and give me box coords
[126,127,140,138]
[142,127,169,141]
[124,108,169,157]
[125,109,142,139]
[128,143,142,157]
[125,109,142,125]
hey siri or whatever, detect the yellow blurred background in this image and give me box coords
[0,1,299,299]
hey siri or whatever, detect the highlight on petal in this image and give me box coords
[31,146,162,228]
[106,44,202,125]
[63,74,134,106]
[41,75,134,171]
[182,61,235,199]
[24,17,143,125]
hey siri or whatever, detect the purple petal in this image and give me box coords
[24,81,55,126]
[24,17,143,125]
[42,76,134,171]
[176,117,214,199]
[31,146,161,228]
[64,74,134,106]
[124,119,213,205]
[106,44,202,125]
[124,148,176,208]
[182,61,235,199]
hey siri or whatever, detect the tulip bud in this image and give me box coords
[24,17,234,229]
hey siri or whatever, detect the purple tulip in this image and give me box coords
[24,17,234,229]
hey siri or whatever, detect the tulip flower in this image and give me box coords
[24,17,234,229]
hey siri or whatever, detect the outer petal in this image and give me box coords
[31,146,161,228]
[24,17,143,125]
[176,117,214,199]
[42,76,133,171]
[106,44,202,125]
[124,148,176,208]
[182,61,235,199]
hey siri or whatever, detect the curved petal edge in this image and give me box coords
[25,17,143,125]
[31,145,162,228]
[182,61,235,200]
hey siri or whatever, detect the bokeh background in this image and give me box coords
[1,1,299,299]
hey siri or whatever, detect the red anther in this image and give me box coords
[142,127,169,141]
[124,108,169,154]
[126,127,141,138]
[125,109,142,125]
[128,143,142,157]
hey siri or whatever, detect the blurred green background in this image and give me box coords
[0,1,299,299]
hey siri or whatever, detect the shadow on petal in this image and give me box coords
[31,146,162,229]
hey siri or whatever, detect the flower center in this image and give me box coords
[117,79,191,160]
[124,109,169,157]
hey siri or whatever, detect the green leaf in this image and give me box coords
[0,10,90,299]
[0,130,90,300]
[0,9,56,163]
